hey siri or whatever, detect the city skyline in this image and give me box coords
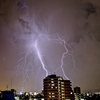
[0,0,100,93]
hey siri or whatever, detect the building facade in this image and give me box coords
[74,87,81,100]
[43,74,74,100]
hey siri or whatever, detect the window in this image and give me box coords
[51,81,54,83]
[49,96,51,98]
[61,85,64,87]
[55,87,57,89]
[51,84,55,86]
[52,96,55,98]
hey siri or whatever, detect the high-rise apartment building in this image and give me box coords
[74,87,81,100]
[43,74,74,100]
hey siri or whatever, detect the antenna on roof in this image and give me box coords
[11,78,12,89]
[6,85,8,90]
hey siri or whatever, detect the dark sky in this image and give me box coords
[0,0,100,93]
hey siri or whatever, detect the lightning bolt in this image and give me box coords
[53,34,75,80]
[34,39,48,76]
[16,33,76,91]
[58,37,70,80]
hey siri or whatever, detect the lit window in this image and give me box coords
[58,77,63,80]
[61,82,64,84]
[52,96,55,98]
[51,84,55,86]
[51,81,54,83]
[49,96,51,98]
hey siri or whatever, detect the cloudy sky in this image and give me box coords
[0,0,100,93]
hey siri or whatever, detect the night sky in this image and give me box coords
[0,0,100,93]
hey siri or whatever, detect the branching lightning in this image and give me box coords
[53,34,76,80]
[17,33,76,91]
[34,39,48,76]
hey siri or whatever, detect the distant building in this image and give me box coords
[33,93,44,100]
[11,89,16,95]
[43,74,74,100]
[2,90,15,100]
[74,87,81,100]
